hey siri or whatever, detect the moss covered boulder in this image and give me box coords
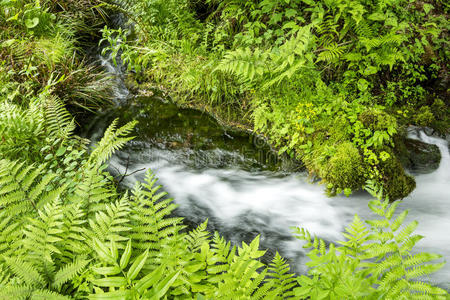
[322,142,366,195]
[379,149,416,200]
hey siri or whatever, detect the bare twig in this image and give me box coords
[116,156,145,185]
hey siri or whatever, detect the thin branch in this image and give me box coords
[116,156,145,185]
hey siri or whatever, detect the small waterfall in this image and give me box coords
[99,53,130,104]
[408,127,450,180]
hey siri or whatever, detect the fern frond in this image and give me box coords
[0,284,32,300]
[88,119,137,167]
[0,102,45,160]
[316,42,346,62]
[22,197,65,263]
[129,170,183,251]
[72,166,116,213]
[43,96,75,141]
[30,289,71,299]
[0,159,54,216]
[52,257,90,290]
[88,195,131,245]
[267,252,297,298]
[58,203,89,260]
[185,220,210,252]
[3,257,45,287]
[215,47,268,84]
[0,211,23,257]
[353,19,373,38]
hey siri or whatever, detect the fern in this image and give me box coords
[129,170,183,252]
[0,159,56,216]
[184,220,211,252]
[88,195,132,245]
[0,284,33,300]
[316,42,347,62]
[0,211,23,257]
[215,47,269,84]
[267,252,297,299]
[58,203,89,261]
[43,95,76,142]
[29,289,71,299]
[293,184,448,299]
[88,119,137,168]
[89,238,180,299]
[0,102,45,161]
[3,257,45,287]
[22,197,65,263]
[73,166,116,214]
[52,257,90,290]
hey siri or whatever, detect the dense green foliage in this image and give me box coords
[0,0,112,112]
[105,0,449,199]
[0,0,448,299]
[0,98,447,298]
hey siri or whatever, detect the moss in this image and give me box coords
[379,149,416,200]
[328,116,352,143]
[430,98,450,134]
[322,142,366,194]
[359,108,397,132]
[414,106,434,127]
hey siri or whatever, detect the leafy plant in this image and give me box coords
[293,182,448,299]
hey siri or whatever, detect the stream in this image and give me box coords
[83,54,450,289]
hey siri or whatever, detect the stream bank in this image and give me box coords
[82,54,450,289]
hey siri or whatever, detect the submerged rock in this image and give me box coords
[83,95,297,173]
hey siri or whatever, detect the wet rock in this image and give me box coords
[397,138,441,174]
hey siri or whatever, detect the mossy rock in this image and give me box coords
[328,116,352,143]
[323,142,366,194]
[359,108,397,132]
[379,149,416,200]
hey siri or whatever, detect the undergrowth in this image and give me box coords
[0,0,448,299]
[103,0,449,199]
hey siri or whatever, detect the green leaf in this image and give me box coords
[146,270,180,299]
[89,290,131,300]
[111,240,118,261]
[92,266,121,276]
[55,146,66,157]
[120,239,132,269]
[363,66,378,76]
[391,210,408,231]
[423,4,434,14]
[93,238,116,264]
[357,78,369,92]
[135,265,165,294]
[25,17,39,29]
[91,276,127,287]
[127,249,149,281]
[6,13,19,22]
[368,12,385,21]
[1,39,16,47]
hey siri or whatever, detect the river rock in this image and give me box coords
[398,138,441,174]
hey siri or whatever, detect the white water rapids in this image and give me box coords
[106,130,449,289]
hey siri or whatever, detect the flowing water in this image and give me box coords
[85,55,450,289]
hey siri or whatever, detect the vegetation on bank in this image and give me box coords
[0,0,448,299]
[105,0,449,199]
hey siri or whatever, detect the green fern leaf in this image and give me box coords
[52,258,90,290]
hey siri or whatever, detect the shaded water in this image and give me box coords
[86,55,450,289]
